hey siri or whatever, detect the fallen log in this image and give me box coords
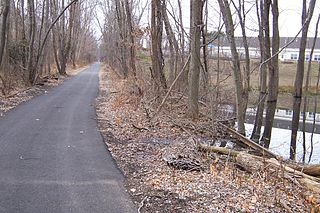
[218,122,279,159]
[198,144,320,193]
[289,164,320,177]
[198,143,241,157]
[267,158,320,182]
[198,143,267,163]
[267,158,320,193]
[235,152,267,173]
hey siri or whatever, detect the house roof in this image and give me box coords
[211,36,320,49]
[279,37,320,49]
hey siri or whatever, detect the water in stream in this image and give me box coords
[245,124,320,164]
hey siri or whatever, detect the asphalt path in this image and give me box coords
[0,63,136,213]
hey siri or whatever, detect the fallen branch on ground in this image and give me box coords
[198,143,242,157]
[152,54,191,119]
[138,196,148,213]
[163,153,203,171]
[198,143,320,193]
[218,122,279,158]
[132,123,150,131]
[290,164,320,177]
[1,87,32,99]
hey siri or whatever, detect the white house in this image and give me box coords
[208,37,261,59]
[208,36,320,62]
[247,107,320,123]
[278,37,320,61]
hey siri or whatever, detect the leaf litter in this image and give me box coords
[96,65,320,213]
[0,66,88,116]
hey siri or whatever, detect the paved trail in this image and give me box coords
[0,63,136,213]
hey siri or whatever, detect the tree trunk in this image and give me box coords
[302,14,319,163]
[251,0,268,142]
[201,0,209,90]
[150,0,167,95]
[261,0,279,148]
[124,0,136,76]
[27,0,37,84]
[290,0,316,160]
[0,0,10,67]
[215,14,223,103]
[232,0,251,133]
[309,64,320,163]
[115,0,128,77]
[21,0,27,69]
[177,0,187,91]
[162,0,179,85]
[58,2,75,76]
[218,0,245,135]
[188,0,203,119]
[58,0,67,75]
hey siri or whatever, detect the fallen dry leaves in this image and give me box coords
[0,65,88,117]
[96,65,320,212]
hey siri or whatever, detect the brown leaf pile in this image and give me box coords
[96,65,319,212]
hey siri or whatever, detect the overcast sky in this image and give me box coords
[209,0,320,37]
[278,1,320,37]
[138,0,320,37]
[96,0,320,38]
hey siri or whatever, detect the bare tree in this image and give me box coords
[231,0,251,112]
[124,0,136,76]
[301,14,320,163]
[27,0,36,83]
[150,0,167,94]
[201,0,209,89]
[115,0,129,77]
[0,0,10,94]
[309,62,320,163]
[0,0,10,67]
[162,0,180,85]
[218,0,246,134]
[177,0,187,90]
[0,0,97,92]
[251,0,268,142]
[261,0,280,148]
[60,1,75,75]
[188,0,204,119]
[290,0,316,160]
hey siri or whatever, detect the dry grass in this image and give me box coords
[208,58,320,111]
[209,59,319,89]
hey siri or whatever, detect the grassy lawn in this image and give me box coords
[251,60,319,94]
[210,59,319,90]
[209,59,320,112]
[248,90,320,112]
